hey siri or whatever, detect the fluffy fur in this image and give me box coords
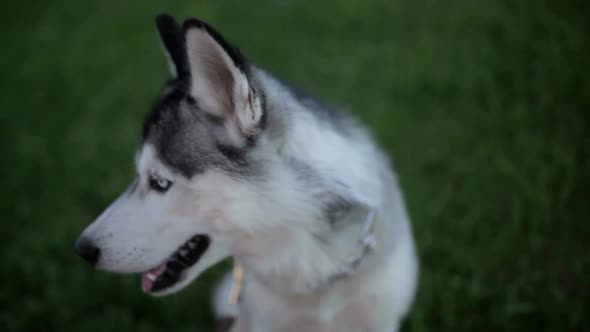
[75,14,418,332]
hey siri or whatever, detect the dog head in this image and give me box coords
[75,14,269,296]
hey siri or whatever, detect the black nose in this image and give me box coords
[75,237,100,266]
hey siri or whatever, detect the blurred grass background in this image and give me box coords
[1,0,589,331]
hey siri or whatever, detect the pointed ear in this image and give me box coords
[182,18,264,144]
[155,14,189,78]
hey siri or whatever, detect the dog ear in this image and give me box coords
[182,18,263,146]
[155,14,190,78]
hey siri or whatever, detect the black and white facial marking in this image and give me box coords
[76,142,236,296]
[142,85,252,178]
[75,14,270,297]
[144,14,266,179]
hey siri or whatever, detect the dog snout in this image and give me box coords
[75,236,101,266]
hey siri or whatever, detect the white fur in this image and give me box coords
[77,22,418,331]
[220,69,419,331]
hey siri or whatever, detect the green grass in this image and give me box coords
[1,0,589,331]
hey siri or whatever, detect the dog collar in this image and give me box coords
[343,208,377,272]
[322,207,378,285]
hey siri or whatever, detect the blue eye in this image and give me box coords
[149,175,173,193]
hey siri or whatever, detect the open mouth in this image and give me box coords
[141,234,210,293]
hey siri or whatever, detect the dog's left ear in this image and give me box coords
[156,14,189,78]
[182,18,263,145]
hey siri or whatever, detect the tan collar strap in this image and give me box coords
[229,262,244,304]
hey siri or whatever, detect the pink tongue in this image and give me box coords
[141,262,168,293]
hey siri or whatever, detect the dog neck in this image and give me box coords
[230,206,380,296]
[227,69,385,295]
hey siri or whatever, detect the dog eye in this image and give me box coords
[149,175,172,193]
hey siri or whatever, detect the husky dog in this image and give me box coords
[75,14,418,332]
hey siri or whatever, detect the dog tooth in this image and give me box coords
[146,273,157,281]
[172,255,189,266]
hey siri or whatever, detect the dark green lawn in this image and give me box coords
[1,0,588,331]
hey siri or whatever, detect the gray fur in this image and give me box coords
[76,15,418,332]
[143,85,254,178]
[285,157,355,228]
[277,78,356,135]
